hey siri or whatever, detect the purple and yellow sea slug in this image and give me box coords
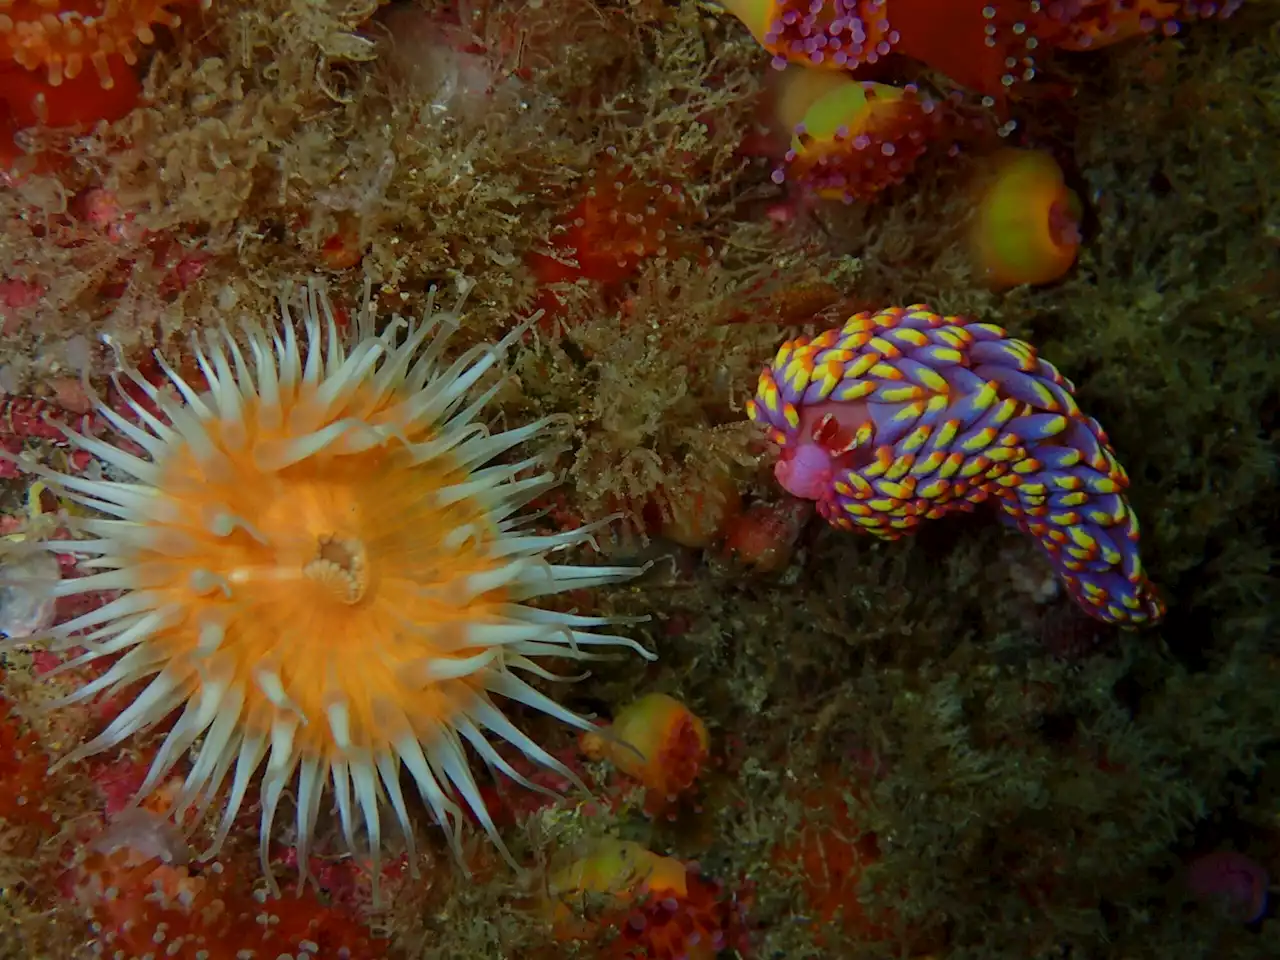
[746,305,1164,626]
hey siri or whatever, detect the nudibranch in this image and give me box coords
[1,281,654,893]
[771,66,945,201]
[969,148,1082,289]
[746,306,1164,626]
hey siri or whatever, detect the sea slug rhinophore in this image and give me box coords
[747,305,1164,626]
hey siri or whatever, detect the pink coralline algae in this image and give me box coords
[747,305,1164,626]
[0,396,100,478]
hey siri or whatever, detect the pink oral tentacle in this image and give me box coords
[775,442,834,500]
[774,399,874,501]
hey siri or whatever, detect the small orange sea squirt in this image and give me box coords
[582,693,709,813]
[969,148,1082,288]
[5,281,655,892]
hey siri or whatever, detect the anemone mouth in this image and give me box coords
[304,533,369,604]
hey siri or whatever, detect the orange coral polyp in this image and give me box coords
[12,282,654,894]
[0,0,199,86]
[1,53,140,125]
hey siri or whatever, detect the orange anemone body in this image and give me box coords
[146,389,504,767]
[16,285,651,891]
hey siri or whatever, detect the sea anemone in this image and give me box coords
[968,148,1082,289]
[4,281,654,891]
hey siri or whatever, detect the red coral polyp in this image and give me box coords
[0,670,55,829]
[528,165,698,319]
[581,693,711,815]
[0,54,140,127]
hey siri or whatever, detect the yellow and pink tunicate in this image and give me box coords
[581,693,709,814]
[969,148,1082,289]
[771,67,945,203]
[545,840,746,960]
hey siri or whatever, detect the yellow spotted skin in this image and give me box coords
[749,305,1164,627]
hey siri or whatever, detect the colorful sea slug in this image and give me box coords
[747,305,1164,626]
[1,281,654,892]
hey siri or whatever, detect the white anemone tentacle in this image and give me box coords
[0,280,653,898]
